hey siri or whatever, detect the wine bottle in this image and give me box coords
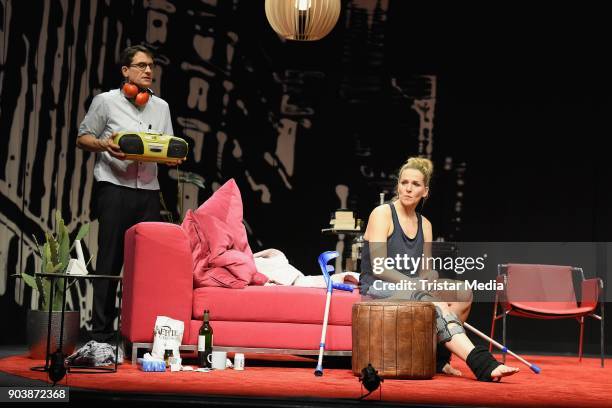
[197,309,213,368]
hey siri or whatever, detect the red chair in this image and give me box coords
[490,263,604,367]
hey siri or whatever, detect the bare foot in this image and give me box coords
[491,364,520,380]
[441,363,462,377]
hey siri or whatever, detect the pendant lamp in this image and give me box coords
[265,0,341,41]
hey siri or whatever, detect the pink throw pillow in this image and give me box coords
[181,179,267,288]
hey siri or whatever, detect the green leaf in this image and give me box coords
[55,210,62,236]
[74,223,90,242]
[43,242,50,267]
[40,243,47,274]
[58,222,70,274]
[47,232,59,267]
[20,272,38,290]
[49,262,63,273]
[41,278,51,310]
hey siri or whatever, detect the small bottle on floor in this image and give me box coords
[164,349,173,368]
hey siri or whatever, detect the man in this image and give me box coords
[77,45,179,343]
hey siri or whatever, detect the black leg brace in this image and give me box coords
[466,345,503,382]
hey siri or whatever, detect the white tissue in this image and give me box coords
[143,353,163,361]
[75,240,86,265]
[66,258,88,275]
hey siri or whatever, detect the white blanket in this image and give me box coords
[253,248,359,288]
[253,248,303,285]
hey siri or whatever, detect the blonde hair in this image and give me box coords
[393,157,434,205]
[398,157,434,187]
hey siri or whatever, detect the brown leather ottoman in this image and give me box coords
[352,301,436,379]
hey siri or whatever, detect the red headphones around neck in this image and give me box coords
[121,81,152,107]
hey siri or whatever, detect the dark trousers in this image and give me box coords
[91,182,161,342]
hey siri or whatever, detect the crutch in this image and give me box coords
[463,322,541,374]
[314,251,354,376]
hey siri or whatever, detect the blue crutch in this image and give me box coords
[314,251,355,376]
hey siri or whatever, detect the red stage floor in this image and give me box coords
[0,353,609,407]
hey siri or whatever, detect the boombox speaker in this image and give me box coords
[113,131,188,163]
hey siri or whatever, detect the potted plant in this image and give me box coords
[19,210,90,359]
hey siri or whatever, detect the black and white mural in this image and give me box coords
[2,1,611,352]
[1,0,468,344]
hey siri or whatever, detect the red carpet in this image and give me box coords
[0,353,610,407]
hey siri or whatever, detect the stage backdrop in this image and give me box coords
[0,0,466,344]
[1,1,609,354]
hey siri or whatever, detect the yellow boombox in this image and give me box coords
[113,131,188,163]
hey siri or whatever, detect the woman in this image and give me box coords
[359,157,519,381]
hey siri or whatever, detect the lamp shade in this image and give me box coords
[265,0,341,41]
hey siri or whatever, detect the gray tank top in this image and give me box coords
[359,203,424,294]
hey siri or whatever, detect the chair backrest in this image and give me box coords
[505,264,578,309]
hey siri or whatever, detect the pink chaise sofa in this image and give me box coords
[120,180,361,362]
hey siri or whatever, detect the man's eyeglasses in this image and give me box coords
[129,62,156,71]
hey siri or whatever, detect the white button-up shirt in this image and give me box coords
[78,89,174,190]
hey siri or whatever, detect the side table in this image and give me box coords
[32,273,123,374]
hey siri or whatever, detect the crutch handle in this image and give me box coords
[332,283,354,292]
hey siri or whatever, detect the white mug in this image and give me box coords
[234,353,245,370]
[207,351,227,370]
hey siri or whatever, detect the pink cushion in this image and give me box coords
[182,179,268,288]
[511,301,595,317]
[193,286,360,326]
